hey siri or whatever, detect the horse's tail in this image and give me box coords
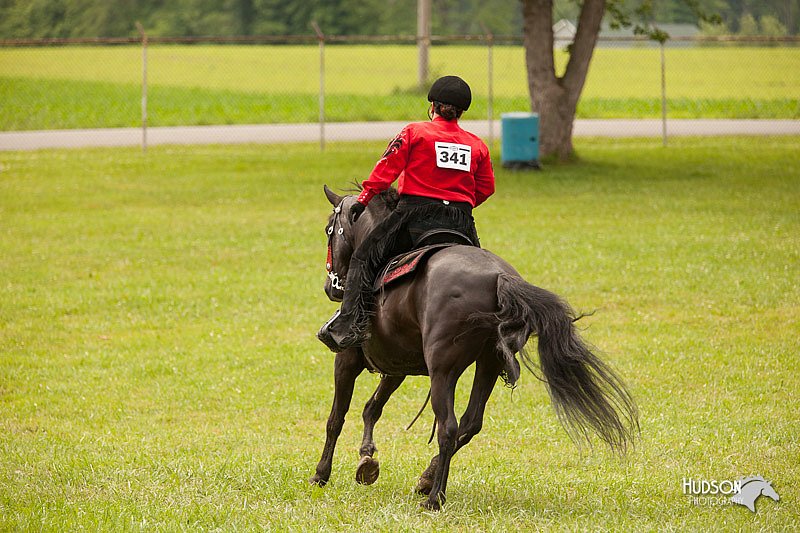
[477,272,639,455]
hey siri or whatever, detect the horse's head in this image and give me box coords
[761,480,780,502]
[731,476,780,512]
[322,185,372,302]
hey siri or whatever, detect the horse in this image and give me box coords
[309,185,639,510]
[731,476,780,512]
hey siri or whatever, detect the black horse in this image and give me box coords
[310,185,638,510]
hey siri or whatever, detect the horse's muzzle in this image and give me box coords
[324,280,344,302]
[325,269,346,302]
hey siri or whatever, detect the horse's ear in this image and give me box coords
[324,185,343,206]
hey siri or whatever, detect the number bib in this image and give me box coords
[435,142,471,172]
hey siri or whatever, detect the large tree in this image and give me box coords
[521,0,722,160]
[522,0,605,160]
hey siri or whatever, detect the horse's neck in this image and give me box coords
[740,482,763,499]
[357,206,391,247]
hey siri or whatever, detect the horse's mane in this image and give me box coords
[348,181,400,212]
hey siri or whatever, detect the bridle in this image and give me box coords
[325,199,352,292]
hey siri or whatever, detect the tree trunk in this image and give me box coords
[522,0,605,161]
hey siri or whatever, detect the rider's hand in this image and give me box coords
[350,201,366,223]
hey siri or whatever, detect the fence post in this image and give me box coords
[311,22,325,151]
[417,0,431,90]
[485,27,494,148]
[135,22,148,152]
[660,41,667,147]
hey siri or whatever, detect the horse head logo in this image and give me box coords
[730,476,780,513]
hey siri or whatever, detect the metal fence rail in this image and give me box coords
[1,33,798,149]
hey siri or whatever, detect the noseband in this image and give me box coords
[325,200,352,291]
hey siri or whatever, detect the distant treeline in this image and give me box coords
[1,0,797,39]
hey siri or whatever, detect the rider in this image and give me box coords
[318,75,496,353]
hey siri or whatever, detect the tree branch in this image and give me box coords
[562,0,605,102]
[522,0,556,88]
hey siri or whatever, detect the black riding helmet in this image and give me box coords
[427,75,471,111]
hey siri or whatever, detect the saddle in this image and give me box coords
[373,229,474,292]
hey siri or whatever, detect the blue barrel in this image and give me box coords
[501,112,540,168]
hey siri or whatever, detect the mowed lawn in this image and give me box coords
[1,137,798,530]
[1,45,799,129]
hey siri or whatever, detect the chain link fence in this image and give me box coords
[1,33,798,149]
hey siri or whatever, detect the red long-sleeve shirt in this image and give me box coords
[357,116,495,208]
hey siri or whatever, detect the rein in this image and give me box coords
[326,200,351,291]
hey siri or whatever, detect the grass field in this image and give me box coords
[1,137,798,530]
[1,44,799,130]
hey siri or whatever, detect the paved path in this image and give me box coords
[1,119,799,151]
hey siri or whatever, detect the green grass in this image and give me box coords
[1,45,799,130]
[1,137,799,530]
[3,76,796,130]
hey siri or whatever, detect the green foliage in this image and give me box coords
[710,0,800,34]
[1,137,798,529]
[0,0,524,38]
[739,13,760,36]
[699,18,729,36]
[605,0,723,42]
[701,11,791,38]
[760,15,789,37]
[0,0,797,38]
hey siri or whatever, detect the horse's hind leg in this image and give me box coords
[310,348,365,487]
[356,374,405,485]
[416,355,502,496]
[454,355,502,452]
[421,372,460,510]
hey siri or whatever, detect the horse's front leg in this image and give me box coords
[310,348,365,486]
[356,374,405,485]
[421,372,459,510]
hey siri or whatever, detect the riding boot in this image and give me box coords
[317,257,373,352]
[317,309,347,352]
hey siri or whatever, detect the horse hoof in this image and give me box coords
[309,474,327,487]
[355,456,380,485]
[420,496,443,511]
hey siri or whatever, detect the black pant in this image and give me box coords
[354,195,477,264]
